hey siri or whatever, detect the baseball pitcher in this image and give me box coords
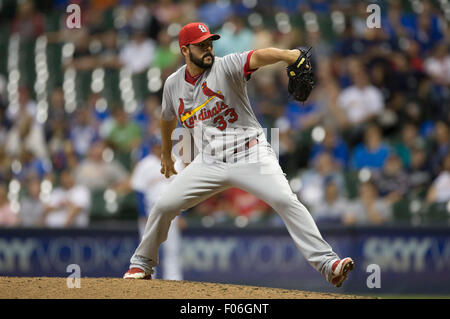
[124,22,354,287]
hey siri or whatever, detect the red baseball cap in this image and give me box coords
[178,22,220,48]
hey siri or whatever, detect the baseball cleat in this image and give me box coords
[123,267,152,280]
[330,257,354,287]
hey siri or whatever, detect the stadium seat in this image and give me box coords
[46,42,63,90]
[132,71,149,102]
[317,15,335,42]
[116,193,139,221]
[344,171,359,199]
[89,189,112,221]
[90,189,138,222]
[392,197,412,223]
[19,38,36,93]
[424,202,449,224]
[75,70,93,104]
[103,68,121,105]
[0,25,9,76]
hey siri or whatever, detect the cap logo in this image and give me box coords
[198,24,207,33]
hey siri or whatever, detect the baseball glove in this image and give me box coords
[286,47,315,102]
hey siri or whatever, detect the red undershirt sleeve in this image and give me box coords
[243,49,259,80]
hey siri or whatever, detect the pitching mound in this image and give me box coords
[0,277,370,299]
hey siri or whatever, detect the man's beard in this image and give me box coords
[189,50,215,69]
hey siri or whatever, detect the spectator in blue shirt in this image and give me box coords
[351,123,390,170]
[15,150,51,181]
[213,16,254,57]
[284,99,322,131]
[428,120,450,177]
[411,11,444,56]
[70,107,99,157]
[309,127,349,169]
[196,0,233,30]
[132,94,160,132]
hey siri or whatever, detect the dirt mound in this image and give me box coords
[0,277,371,299]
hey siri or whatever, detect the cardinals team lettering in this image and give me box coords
[198,101,228,121]
[178,81,239,130]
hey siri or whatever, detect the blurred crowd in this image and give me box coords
[0,0,449,229]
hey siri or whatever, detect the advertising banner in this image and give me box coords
[0,228,140,277]
[163,226,450,294]
[1,226,449,294]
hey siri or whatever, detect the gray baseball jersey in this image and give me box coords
[161,51,265,162]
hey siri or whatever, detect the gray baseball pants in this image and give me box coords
[130,137,340,282]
